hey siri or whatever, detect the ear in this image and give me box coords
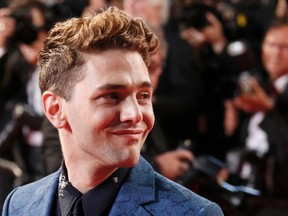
[42,91,66,129]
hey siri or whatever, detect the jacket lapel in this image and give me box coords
[109,157,155,215]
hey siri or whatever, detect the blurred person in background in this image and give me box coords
[48,0,88,21]
[0,0,52,210]
[123,0,171,29]
[232,18,288,199]
[156,1,244,160]
[159,1,285,159]
[214,17,288,215]
[81,0,125,17]
[81,0,107,17]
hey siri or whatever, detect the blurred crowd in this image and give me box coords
[1,0,288,215]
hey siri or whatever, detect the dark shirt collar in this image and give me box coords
[58,161,129,216]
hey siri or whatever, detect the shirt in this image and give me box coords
[274,74,288,94]
[55,162,129,216]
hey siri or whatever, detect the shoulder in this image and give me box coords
[122,157,224,215]
[152,172,224,215]
[2,171,59,216]
[11,170,59,195]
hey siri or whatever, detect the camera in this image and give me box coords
[176,140,262,197]
[237,71,253,94]
[180,4,210,31]
[177,154,227,187]
[10,8,39,45]
[223,40,257,97]
[176,140,227,187]
[178,4,215,30]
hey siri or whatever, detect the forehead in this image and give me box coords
[264,26,288,43]
[85,49,146,70]
[82,49,150,85]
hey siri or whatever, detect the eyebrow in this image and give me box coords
[98,81,153,91]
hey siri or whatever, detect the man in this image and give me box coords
[233,18,288,197]
[2,7,224,215]
[41,10,194,182]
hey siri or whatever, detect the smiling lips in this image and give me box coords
[113,129,143,135]
[111,129,145,139]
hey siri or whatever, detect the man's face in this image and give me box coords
[262,26,288,80]
[62,49,154,168]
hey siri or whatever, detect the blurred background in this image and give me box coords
[1,0,288,215]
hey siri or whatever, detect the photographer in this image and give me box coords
[0,8,15,54]
[0,0,51,112]
[161,2,244,160]
[233,18,288,198]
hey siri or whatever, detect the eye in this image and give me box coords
[103,92,120,100]
[138,91,152,102]
[106,92,119,100]
[99,92,120,104]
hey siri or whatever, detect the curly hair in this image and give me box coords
[38,6,159,100]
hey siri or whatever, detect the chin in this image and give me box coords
[121,153,140,168]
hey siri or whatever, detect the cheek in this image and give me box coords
[282,53,288,62]
[262,49,275,60]
[93,109,118,129]
[144,106,155,133]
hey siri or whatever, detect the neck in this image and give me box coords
[65,159,118,194]
[59,132,118,194]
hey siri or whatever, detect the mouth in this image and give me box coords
[113,129,143,135]
[112,129,143,135]
[109,129,145,141]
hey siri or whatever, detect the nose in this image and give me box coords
[120,96,142,123]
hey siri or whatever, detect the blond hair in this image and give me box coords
[38,6,159,100]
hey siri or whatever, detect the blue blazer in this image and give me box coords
[2,157,224,215]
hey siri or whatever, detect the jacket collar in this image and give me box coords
[109,156,156,215]
[6,156,154,216]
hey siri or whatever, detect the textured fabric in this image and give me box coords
[2,157,224,216]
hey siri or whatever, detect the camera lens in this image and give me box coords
[11,9,39,44]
